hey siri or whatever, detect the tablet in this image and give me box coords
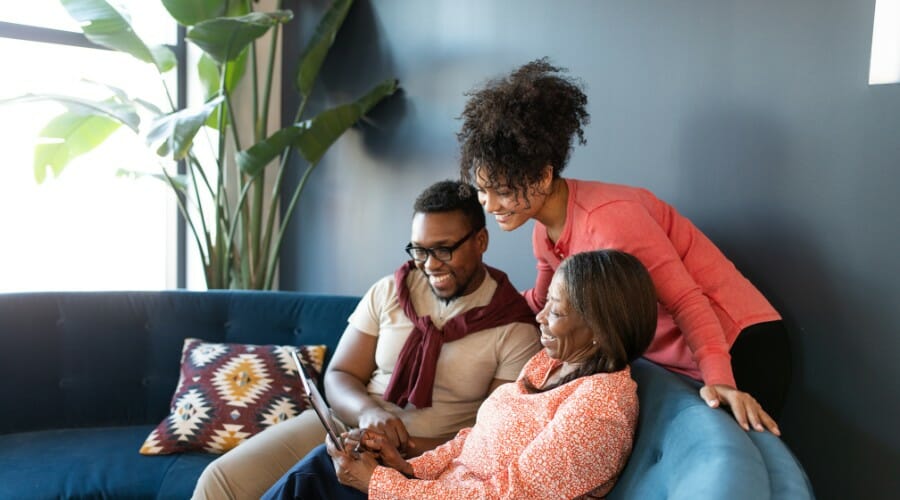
[290,349,345,448]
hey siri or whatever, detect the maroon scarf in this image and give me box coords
[383,261,538,408]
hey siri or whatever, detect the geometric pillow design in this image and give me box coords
[139,338,326,455]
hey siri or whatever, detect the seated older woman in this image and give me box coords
[262,249,658,500]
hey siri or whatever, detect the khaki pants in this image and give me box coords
[191,409,327,500]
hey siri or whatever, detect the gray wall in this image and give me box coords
[280,1,900,497]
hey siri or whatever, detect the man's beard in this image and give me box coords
[431,272,474,304]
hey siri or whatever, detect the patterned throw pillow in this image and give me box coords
[140,338,326,455]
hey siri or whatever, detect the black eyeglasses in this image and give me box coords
[405,227,481,263]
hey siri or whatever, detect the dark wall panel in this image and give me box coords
[280,1,900,497]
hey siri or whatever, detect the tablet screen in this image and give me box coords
[290,349,344,448]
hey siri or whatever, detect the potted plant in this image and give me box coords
[4,0,397,289]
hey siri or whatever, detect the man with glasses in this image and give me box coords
[193,180,541,500]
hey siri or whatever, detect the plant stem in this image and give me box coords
[216,68,230,288]
[263,160,318,290]
[162,167,207,269]
[187,152,216,200]
[249,15,284,288]
[187,154,214,256]
[260,16,280,141]
[258,96,308,288]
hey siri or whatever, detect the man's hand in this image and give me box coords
[700,384,781,436]
[358,407,411,452]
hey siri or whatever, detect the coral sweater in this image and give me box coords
[524,179,781,387]
[368,351,638,499]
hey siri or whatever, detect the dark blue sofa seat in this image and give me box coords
[0,426,210,499]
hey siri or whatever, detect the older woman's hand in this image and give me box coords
[357,429,415,477]
[326,434,379,493]
[700,384,781,436]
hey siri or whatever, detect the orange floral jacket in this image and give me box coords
[369,350,638,499]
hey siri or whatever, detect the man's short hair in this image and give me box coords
[413,180,486,232]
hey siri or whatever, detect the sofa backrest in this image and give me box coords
[0,291,359,434]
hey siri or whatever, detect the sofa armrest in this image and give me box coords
[748,430,815,499]
[609,359,814,500]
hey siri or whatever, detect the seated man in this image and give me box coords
[192,180,541,499]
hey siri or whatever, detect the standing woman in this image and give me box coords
[459,58,790,434]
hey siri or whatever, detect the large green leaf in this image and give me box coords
[161,0,225,27]
[161,0,250,26]
[133,97,164,116]
[33,110,121,183]
[295,78,398,165]
[148,46,177,73]
[145,95,224,160]
[295,0,354,99]
[197,53,220,98]
[197,51,248,97]
[197,53,222,129]
[1,94,140,131]
[186,11,293,64]
[237,78,397,175]
[236,123,309,177]
[197,50,248,129]
[117,168,188,192]
[60,0,176,72]
[52,79,157,119]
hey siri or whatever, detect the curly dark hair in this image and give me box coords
[413,180,486,232]
[457,57,590,198]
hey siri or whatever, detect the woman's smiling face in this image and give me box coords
[535,270,597,363]
[474,168,546,232]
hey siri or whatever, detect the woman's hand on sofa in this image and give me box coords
[700,384,781,436]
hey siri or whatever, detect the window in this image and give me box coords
[0,2,183,291]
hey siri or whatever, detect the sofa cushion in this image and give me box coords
[140,339,325,455]
[0,426,214,499]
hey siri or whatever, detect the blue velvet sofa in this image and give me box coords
[0,291,814,499]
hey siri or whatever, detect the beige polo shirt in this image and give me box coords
[348,267,541,439]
